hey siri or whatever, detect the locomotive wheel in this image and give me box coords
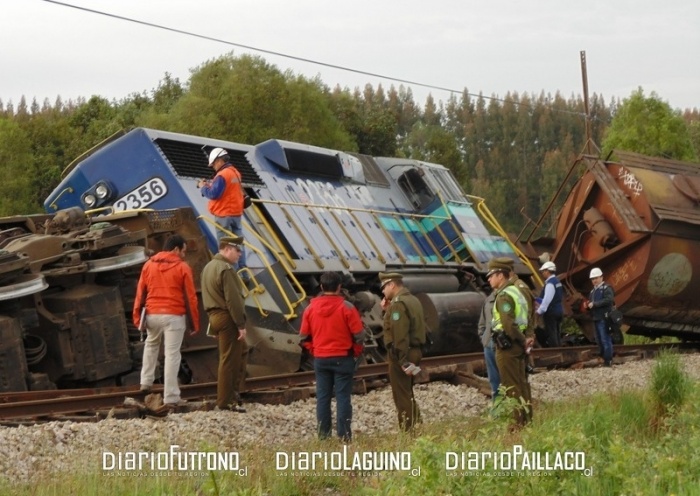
[86,246,148,273]
[0,274,48,301]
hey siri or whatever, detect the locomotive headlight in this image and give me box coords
[83,194,97,207]
[95,183,109,199]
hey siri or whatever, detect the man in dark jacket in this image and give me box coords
[536,261,564,347]
[587,267,615,366]
[299,272,365,441]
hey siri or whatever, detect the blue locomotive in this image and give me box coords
[39,127,538,381]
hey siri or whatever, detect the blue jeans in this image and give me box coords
[215,215,247,269]
[314,356,355,441]
[484,343,501,399]
[594,319,613,364]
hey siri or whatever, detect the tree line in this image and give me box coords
[1,53,698,233]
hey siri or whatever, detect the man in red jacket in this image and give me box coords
[133,234,200,408]
[299,272,365,441]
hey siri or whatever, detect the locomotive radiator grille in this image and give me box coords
[154,138,265,187]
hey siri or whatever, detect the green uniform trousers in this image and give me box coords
[209,309,248,409]
[495,344,532,424]
[388,347,422,431]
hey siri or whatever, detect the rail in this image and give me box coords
[1,343,696,421]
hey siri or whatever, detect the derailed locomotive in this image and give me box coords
[0,127,540,393]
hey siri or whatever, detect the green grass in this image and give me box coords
[3,354,700,496]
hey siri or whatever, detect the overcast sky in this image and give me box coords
[3,0,699,112]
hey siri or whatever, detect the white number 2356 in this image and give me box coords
[114,178,168,211]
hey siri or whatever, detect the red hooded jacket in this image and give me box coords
[299,294,364,358]
[132,251,200,331]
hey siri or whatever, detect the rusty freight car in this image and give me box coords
[521,149,700,342]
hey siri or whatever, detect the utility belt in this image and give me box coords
[492,331,513,350]
[386,343,421,360]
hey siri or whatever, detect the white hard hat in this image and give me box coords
[539,261,556,272]
[589,267,603,278]
[208,147,228,166]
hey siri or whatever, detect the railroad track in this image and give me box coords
[1,343,697,422]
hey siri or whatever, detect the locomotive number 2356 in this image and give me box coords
[114,178,168,211]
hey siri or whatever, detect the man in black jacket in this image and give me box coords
[586,267,615,366]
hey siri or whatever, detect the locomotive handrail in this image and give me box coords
[245,201,297,269]
[371,212,408,263]
[327,210,371,269]
[252,198,454,220]
[255,198,460,266]
[240,209,307,315]
[198,214,306,320]
[60,129,126,179]
[391,214,426,264]
[278,205,325,269]
[467,194,543,287]
[430,191,468,264]
[48,187,74,212]
[85,205,116,216]
[306,209,351,269]
[84,206,156,218]
[406,215,446,264]
[347,211,386,264]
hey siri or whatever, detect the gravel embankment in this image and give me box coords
[2,355,699,484]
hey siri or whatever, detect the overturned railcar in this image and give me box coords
[0,207,214,392]
[523,150,700,341]
[20,127,539,391]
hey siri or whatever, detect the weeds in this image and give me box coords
[650,350,691,419]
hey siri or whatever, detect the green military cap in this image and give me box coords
[221,235,244,246]
[486,257,513,278]
[492,256,515,268]
[378,272,403,289]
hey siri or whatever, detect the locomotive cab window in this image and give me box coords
[398,169,435,210]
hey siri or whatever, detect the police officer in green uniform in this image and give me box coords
[495,256,537,372]
[486,258,534,425]
[201,235,248,412]
[379,272,426,431]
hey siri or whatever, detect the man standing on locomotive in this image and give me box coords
[379,272,426,431]
[198,147,247,275]
[587,267,615,367]
[201,236,248,412]
[487,258,534,425]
